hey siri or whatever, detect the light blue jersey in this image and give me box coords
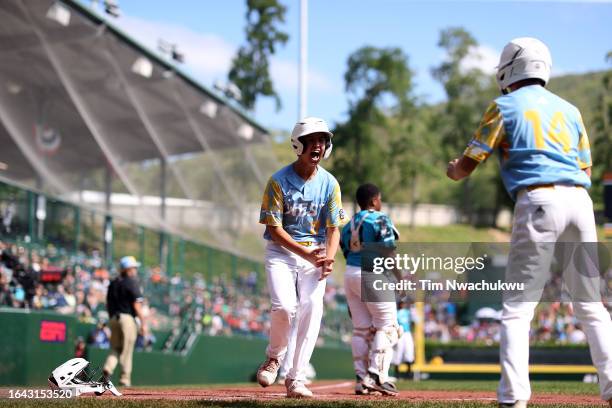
[398,308,411,333]
[259,164,343,244]
[463,85,592,199]
[341,210,396,267]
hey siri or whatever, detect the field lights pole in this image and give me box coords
[298,0,308,120]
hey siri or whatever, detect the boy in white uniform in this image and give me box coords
[257,117,343,398]
[341,183,400,396]
[447,37,612,407]
[392,299,415,378]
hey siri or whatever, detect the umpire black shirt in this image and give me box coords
[106,275,143,318]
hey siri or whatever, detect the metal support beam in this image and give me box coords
[74,204,81,253]
[104,165,112,214]
[104,214,112,266]
[159,157,167,268]
[103,165,113,264]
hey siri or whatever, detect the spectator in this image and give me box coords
[88,320,111,349]
[0,272,13,306]
[567,323,587,345]
[74,336,87,359]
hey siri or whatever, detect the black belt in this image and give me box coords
[111,313,134,319]
[525,184,583,192]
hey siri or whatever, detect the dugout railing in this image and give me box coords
[410,302,598,377]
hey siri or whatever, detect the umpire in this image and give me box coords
[102,256,147,387]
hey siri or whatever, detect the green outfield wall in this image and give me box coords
[0,309,354,386]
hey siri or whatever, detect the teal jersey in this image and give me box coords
[463,85,591,199]
[259,164,344,244]
[397,308,411,333]
[341,210,396,267]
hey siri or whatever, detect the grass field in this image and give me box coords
[396,379,600,395]
[1,380,604,408]
[395,225,511,243]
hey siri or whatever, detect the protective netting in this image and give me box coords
[0,0,278,257]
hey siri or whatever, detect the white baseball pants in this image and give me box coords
[264,241,326,383]
[392,331,415,365]
[498,186,612,403]
[345,265,398,381]
[279,317,298,377]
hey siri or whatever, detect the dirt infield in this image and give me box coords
[95,381,605,406]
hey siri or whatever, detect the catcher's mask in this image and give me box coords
[48,358,122,397]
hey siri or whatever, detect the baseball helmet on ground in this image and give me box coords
[48,358,122,397]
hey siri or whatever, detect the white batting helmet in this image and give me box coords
[291,117,333,159]
[48,358,122,397]
[496,37,552,92]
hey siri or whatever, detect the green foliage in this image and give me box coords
[590,54,612,206]
[329,29,609,221]
[331,46,417,208]
[395,224,509,243]
[430,28,501,223]
[228,0,288,111]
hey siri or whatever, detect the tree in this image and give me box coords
[586,51,612,209]
[431,27,501,225]
[228,0,288,111]
[331,46,417,210]
[594,52,612,172]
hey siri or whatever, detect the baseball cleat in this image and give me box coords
[256,358,280,387]
[362,372,399,396]
[355,375,369,395]
[285,378,313,398]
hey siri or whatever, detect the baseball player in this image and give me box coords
[256,117,343,398]
[341,183,400,396]
[446,37,612,408]
[392,299,415,378]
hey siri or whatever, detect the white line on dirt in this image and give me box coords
[446,398,497,401]
[310,382,353,391]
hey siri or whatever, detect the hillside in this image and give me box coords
[547,71,608,133]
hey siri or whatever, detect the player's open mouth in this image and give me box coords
[310,150,321,161]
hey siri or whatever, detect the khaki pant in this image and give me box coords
[103,313,138,386]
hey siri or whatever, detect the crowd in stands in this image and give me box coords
[2,239,610,350]
[416,300,596,346]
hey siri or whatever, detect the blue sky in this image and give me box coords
[94,1,612,132]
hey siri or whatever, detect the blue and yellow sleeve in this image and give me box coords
[576,115,592,169]
[259,178,283,226]
[326,180,344,228]
[463,101,505,162]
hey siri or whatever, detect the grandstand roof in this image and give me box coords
[0,0,271,182]
[0,0,277,247]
